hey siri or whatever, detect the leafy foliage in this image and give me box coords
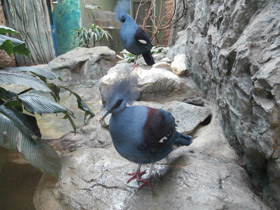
[117,46,164,63]
[0,105,61,176]
[74,24,112,48]
[0,26,95,177]
[117,49,135,63]
[0,25,30,56]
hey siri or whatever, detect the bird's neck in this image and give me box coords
[111,105,127,116]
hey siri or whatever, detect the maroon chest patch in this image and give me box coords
[143,107,172,148]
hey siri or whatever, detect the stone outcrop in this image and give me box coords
[33,54,271,209]
[171,54,190,75]
[34,113,271,210]
[99,63,198,102]
[167,0,280,208]
[50,99,211,153]
[48,47,116,86]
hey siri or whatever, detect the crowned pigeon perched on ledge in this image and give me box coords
[114,0,155,66]
[101,75,192,190]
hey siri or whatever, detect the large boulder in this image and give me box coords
[134,101,212,134]
[49,111,112,153]
[48,46,116,86]
[167,0,280,208]
[99,63,198,102]
[34,115,270,210]
[36,84,103,139]
[50,100,211,153]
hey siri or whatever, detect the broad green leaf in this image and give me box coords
[0,34,29,57]
[0,34,24,46]
[0,40,13,56]
[0,25,19,34]
[61,86,95,123]
[0,86,17,101]
[4,100,23,112]
[0,71,51,92]
[0,87,22,112]
[13,43,30,57]
[18,94,73,116]
[48,83,60,102]
[0,105,61,177]
[2,66,57,80]
[0,105,41,139]
[63,113,76,133]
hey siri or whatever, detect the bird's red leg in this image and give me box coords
[132,55,139,68]
[136,163,154,190]
[127,164,146,183]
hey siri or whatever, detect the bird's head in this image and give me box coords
[119,13,127,23]
[114,0,130,23]
[101,74,139,120]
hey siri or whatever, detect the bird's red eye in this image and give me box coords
[113,99,123,109]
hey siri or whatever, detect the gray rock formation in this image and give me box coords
[50,100,211,153]
[49,111,112,153]
[171,54,190,75]
[134,101,212,134]
[99,63,198,102]
[34,114,271,210]
[35,83,102,139]
[48,47,116,86]
[168,0,280,208]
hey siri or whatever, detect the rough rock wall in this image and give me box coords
[168,0,280,208]
[168,0,194,45]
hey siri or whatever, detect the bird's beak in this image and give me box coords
[101,110,109,121]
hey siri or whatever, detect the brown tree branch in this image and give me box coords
[134,0,187,44]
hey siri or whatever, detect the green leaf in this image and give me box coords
[63,113,76,133]
[0,105,61,177]
[0,34,29,57]
[0,25,19,34]
[74,24,111,48]
[0,71,51,92]
[13,43,30,57]
[0,105,41,139]
[0,87,23,111]
[48,83,60,102]
[5,101,23,112]
[61,86,94,123]
[0,34,24,46]
[2,66,57,80]
[0,40,14,56]
[18,94,73,116]
[0,86,17,101]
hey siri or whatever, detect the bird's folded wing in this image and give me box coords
[134,27,151,48]
[142,108,175,150]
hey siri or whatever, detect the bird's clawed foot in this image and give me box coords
[127,164,154,190]
[132,63,139,68]
[137,178,152,190]
[127,170,146,183]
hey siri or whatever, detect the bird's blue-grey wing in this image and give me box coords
[141,107,176,152]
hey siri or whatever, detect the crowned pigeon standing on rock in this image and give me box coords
[101,74,192,190]
[115,0,155,66]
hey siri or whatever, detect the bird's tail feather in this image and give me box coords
[142,51,155,66]
[175,132,193,146]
